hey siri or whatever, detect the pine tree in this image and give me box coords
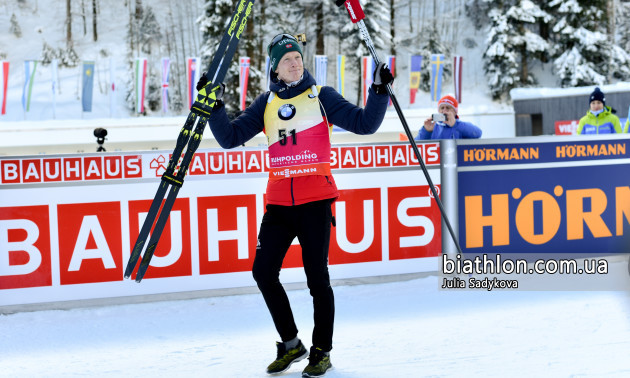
[465,0,495,30]
[481,0,550,100]
[10,14,22,38]
[139,6,162,55]
[146,65,162,112]
[263,0,303,37]
[617,1,630,52]
[237,3,263,111]
[417,24,452,93]
[483,5,521,100]
[549,0,630,86]
[59,45,80,68]
[335,0,391,105]
[505,1,551,85]
[197,0,242,113]
[40,42,58,65]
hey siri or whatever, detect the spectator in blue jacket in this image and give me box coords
[415,95,482,140]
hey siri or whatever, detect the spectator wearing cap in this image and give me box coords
[415,95,482,140]
[577,87,622,135]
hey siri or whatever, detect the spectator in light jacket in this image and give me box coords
[577,87,622,135]
[415,95,482,140]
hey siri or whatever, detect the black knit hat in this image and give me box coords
[267,34,303,72]
[589,87,605,106]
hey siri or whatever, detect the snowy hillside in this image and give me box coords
[0,0,500,123]
[1,0,625,127]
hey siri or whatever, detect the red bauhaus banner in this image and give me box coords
[0,142,442,307]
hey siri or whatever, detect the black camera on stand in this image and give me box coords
[94,128,107,152]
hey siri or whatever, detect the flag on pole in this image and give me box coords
[314,55,328,86]
[82,61,95,112]
[454,55,463,104]
[361,56,374,107]
[265,56,271,90]
[135,57,148,114]
[22,60,38,112]
[409,55,421,105]
[109,57,116,117]
[336,55,345,97]
[239,56,250,111]
[1,61,9,115]
[430,54,445,102]
[51,59,58,118]
[186,57,200,108]
[161,57,170,113]
[386,55,395,106]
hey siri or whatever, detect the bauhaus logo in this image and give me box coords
[1,186,441,290]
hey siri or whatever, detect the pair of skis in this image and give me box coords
[124,0,255,282]
[126,0,462,283]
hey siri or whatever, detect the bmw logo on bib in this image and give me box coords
[278,104,296,121]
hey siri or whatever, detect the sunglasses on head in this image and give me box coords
[267,33,298,53]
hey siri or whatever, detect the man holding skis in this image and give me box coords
[201,33,393,377]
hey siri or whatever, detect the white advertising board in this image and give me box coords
[0,142,442,307]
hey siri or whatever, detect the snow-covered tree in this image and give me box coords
[40,42,57,65]
[10,14,22,38]
[146,65,162,112]
[138,6,162,55]
[465,0,495,30]
[481,0,551,100]
[617,0,630,52]
[58,45,80,67]
[335,0,391,105]
[123,0,163,114]
[483,7,520,100]
[549,0,630,87]
[197,0,264,114]
[506,1,551,84]
[416,24,452,93]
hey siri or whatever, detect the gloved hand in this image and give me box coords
[211,83,225,102]
[196,72,225,109]
[372,62,394,94]
[196,72,209,91]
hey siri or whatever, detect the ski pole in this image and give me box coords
[335,0,464,256]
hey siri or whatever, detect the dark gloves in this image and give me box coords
[210,83,226,110]
[196,73,208,91]
[212,83,225,102]
[372,62,394,95]
[196,72,225,110]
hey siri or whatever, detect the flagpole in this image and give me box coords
[51,59,58,119]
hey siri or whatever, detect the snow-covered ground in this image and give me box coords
[2,275,630,377]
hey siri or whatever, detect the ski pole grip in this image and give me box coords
[336,0,365,23]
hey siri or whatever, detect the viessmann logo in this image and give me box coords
[273,167,318,178]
